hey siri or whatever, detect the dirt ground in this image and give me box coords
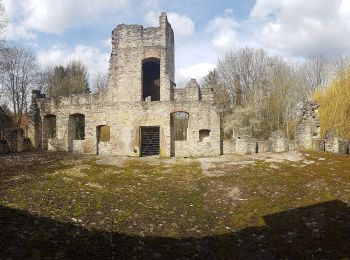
[0,150,349,259]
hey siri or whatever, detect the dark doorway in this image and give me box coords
[142,59,160,101]
[346,147,350,155]
[141,127,160,157]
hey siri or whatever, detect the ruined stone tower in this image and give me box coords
[108,13,175,102]
[31,13,221,157]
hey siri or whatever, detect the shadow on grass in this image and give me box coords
[0,200,349,259]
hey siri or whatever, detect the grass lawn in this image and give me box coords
[0,151,349,259]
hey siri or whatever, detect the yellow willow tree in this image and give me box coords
[313,70,350,139]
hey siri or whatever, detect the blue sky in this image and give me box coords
[3,0,350,83]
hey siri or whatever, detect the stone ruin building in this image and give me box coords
[30,13,220,157]
[23,13,349,158]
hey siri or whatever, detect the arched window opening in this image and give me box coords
[199,129,210,142]
[171,112,189,141]
[142,59,160,101]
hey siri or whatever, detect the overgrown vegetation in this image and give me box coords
[204,49,350,140]
[313,69,350,139]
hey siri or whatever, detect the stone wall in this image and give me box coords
[108,12,174,102]
[223,138,275,155]
[223,140,235,155]
[288,140,298,151]
[33,13,221,158]
[35,88,220,157]
[257,140,272,153]
[174,80,214,103]
[269,130,289,153]
[325,131,350,155]
[0,128,32,154]
[312,138,325,151]
[294,101,350,156]
[234,136,257,155]
[296,101,320,149]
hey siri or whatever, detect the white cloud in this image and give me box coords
[143,0,195,38]
[102,38,112,49]
[143,10,159,26]
[249,0,350,56]
[6,23,36,40]
[249,0,281,19]
[143,0,159,10]
[37,44,110,80]
[3,0,130,38]
[144,11,195,37]
[340,0,350,16]
[167,13,195,37]
[208,11,239,54]
[177,63,216,82]
[225,8,234,15]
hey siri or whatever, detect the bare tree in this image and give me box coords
[92,72,108,94]
[217,47,309,139]
[301,55,330,95]
[332,56,350,79]
[42,60,90,97]
[202,69,231,117]
[217,48,273,105]
[0,0,8,104]
[0,1,7,48]
[0,45,39,124]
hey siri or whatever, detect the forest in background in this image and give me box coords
[203,48,350,140]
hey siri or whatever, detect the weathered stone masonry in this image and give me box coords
[30,13,349,157]
[32,13,221,157]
